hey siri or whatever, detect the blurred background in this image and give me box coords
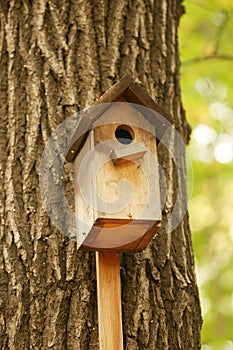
[179,1,233,349]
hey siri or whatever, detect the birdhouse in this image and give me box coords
[65,74,171,252]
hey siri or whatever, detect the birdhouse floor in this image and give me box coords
[80,218,161,252]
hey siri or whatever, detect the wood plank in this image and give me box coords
[134,221,161,251]
[124,82,172,142]
[110,143,147,166]
[125,81,172,121]
[65,106,109,162]
[73,131,97,247]
[97,74,134,104]
[83,221,150,250]
[65,74,173,162]
[80,219,161,252]
[94,110,161,223]
[65,75,135,162]
[96,252,123,350]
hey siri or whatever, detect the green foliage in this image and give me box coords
[179,1,233,348]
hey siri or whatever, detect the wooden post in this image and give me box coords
[96,252,124,350]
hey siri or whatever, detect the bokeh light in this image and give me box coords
[214,142,233,163]
[180,0,233,348]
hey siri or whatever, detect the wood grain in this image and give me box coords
[65,74,172,162]
[80,220,161,252]
[96,252,123,350]
[73,102,161,251]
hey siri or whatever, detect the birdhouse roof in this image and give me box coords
[65,74,172,162]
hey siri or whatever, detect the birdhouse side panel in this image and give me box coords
[73,131,98,246]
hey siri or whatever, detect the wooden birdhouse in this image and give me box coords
[65,74,171,252]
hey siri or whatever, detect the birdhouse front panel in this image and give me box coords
[73,102,161,252]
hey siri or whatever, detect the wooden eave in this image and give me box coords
[65,74,172,162]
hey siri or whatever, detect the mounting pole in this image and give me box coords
[96,252,124,350]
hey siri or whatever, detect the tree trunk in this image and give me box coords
[0,0,202,349]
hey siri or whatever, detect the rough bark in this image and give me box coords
[0,0,202,349]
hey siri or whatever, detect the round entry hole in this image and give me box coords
[115,125,134,145]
